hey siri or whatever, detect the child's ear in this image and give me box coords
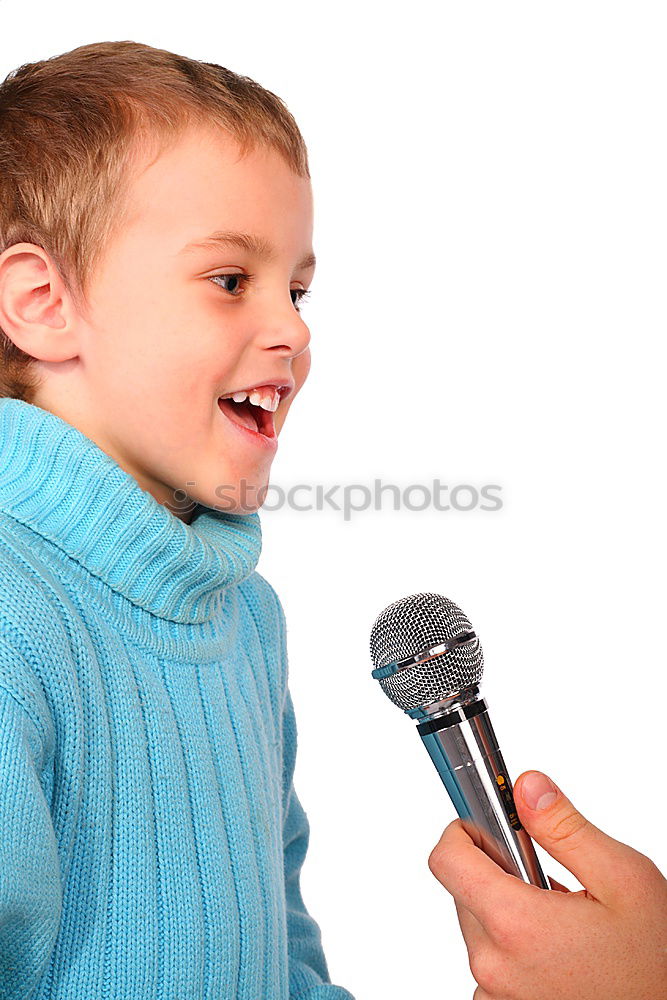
[0,242,80,362]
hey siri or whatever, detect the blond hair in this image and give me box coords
[0,40,310,402]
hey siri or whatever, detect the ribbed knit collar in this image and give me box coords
[0,398,262,624]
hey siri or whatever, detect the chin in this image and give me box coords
[183,482,270,518]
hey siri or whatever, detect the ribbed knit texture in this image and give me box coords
[0,398,354,1000]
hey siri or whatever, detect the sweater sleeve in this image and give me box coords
[0,634,62,1000]
[281,686,356,1000]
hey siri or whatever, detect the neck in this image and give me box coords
[0,397,263,624]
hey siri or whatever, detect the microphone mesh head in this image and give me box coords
[369,592,484,711]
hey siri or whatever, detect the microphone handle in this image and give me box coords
[417,697,550,889]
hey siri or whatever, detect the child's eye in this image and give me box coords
[291,288,311,312]
[208,272,251,296]
[208,272,311,312]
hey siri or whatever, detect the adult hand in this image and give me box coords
[428,770,667,999]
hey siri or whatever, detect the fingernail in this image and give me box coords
[520,771,559,811]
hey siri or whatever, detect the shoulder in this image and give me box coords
[0,511,74,693]
[0,517,65,747]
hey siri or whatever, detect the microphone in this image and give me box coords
[370,592,550,889]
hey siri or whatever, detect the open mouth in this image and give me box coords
[217,395,276,439]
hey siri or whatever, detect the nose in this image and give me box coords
[262,302,311,360]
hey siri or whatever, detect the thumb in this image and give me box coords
[514,770,632,904]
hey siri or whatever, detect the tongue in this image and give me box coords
[218,397,260,432]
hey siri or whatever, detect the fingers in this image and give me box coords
[513,771,638,906]
[429,818,530,932]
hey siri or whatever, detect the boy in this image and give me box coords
[0,40,354,999]
[3,35,667,1000]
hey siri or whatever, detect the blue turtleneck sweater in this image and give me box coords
[0,397,354,1000]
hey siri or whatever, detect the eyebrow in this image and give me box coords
[178,230,316,271]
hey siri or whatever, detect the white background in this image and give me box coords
[1,4,666,997]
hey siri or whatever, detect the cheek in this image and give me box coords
[155,337,225,399]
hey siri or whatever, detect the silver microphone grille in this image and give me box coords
[369,592,484,711]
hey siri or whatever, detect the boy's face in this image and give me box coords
[28,126,314,522]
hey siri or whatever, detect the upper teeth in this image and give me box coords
[226,388,280,412]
